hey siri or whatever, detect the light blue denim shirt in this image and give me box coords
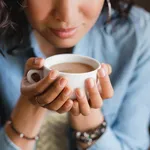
[0,6,150,150]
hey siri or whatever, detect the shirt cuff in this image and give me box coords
[87,126,121,150]
[0,127,21,150]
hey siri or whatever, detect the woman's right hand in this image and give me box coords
[21,57,74,113]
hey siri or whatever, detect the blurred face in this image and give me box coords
[25,0,104,48]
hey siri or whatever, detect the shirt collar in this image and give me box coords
[30,32,46,58]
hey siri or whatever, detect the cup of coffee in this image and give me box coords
[27,54,101,99]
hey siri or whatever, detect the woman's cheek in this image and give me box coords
[26,0,52,23]
[79,0,104,20]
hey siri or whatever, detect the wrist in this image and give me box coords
[69,109,104,132]
[69,109,104,149]
[71,115,106,150]
[12,95,47,135]
[5,95,47,149]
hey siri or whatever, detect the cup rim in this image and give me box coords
[44,54,101,76]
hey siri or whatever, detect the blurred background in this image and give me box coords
[135,0,150,12]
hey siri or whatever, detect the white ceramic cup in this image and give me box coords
[27,54,101,99]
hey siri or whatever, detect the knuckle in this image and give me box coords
[41,94,53,105]
[37,94,50,105]
[42,98,49,105]
[52,88,59,97]
[60,95,66,102]
[53,83,62,93]
[82,110,91,116]
[49,106,58,111]
[34,86,43,95]
[61,107,69,112]
[61,90,71,100]
[61,91,68,99]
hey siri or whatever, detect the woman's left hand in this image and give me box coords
[69,63,113,131]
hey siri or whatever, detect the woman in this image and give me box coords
[0,0,150,150]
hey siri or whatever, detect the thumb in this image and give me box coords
[24,57,45,76]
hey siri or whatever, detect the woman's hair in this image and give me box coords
[0,0,134,50]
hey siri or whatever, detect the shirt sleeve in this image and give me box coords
[0,127,21,150]
[87,14,150,150]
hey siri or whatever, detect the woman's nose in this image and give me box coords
[53,0,76,24]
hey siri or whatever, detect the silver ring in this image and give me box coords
[106,0,112,22]
[35,96,47,107]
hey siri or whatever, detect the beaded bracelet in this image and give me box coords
[72,119,107,146]
[7,119,39,141]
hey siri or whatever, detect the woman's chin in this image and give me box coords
[40,28,85,49]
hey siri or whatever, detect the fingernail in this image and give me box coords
[98,68,106,78]
[87,78,95,88]
[64,87,71,96]
[50,70,58,79]
[76,89,84,98]
[34,58,40,65]
[59,78,67,87]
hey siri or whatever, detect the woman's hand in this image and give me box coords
[69,63,113,149]
[5,57,74,149]
[69,63,113,131]
[21,57,74,113]
[5,56,74,150]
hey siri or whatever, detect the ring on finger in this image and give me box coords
[35,96,49,107]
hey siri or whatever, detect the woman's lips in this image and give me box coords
[49,27,78,39]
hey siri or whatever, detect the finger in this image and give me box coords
[21,70,59,96]
[70,100,80,116]
[101,63,112,75]
[57,100,73,114]
[98,63,114,99]
[24,57,45,76]
[75,89,90,116]
[45,86,72,111]
[36,77,68,106]
[85,78,103,109]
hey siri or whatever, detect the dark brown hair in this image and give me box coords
[0,0,134,50]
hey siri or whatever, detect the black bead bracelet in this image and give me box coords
[72,119,107,146]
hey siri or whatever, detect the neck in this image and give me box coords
[33,30,73,57]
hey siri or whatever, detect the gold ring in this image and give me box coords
[35,96,46,107]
